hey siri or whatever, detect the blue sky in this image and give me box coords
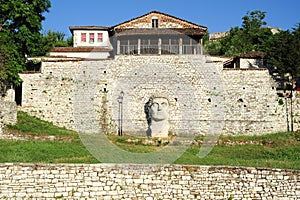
[42,0,300,37]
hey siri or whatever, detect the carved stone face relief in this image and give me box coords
[145,96,170,138]
[149,97,169,122]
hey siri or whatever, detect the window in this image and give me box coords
[81,33,86,42]
[97,33,103,42]
[89,33,94,43]
[152,19,158,28]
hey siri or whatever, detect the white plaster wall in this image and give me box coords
[240,58,264,68]
[49,52,111,59]
[73,30,110,47]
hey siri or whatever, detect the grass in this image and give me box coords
[1,111,300,169]
[175,137,300,169]
[1,111,96,163]
[6,111,77,137]
[0,140,98,163]
[107,135,168,153]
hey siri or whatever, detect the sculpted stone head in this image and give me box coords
[145,96,170,137]
[149,97,169,121]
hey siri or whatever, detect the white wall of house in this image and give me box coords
[73,30,111,47]
[240,58,264,68]
[49,52,111,59]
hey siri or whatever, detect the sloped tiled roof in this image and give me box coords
[68,11,207,36]
[69,26,109,34]
[112,10,207,30]
[237,51,266,58]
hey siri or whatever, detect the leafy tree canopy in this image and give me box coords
[0,29,25,94]
[267,24,300,81]
[242,10,267,31]
[205,10,300,87]
[205,10,273,57]
[0,0,51,94]
[34,30,73,56]
[0,0,51,56]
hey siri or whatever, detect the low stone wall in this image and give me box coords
[0,100,17,134]
[0,114,2,134]
[0,163,298,199]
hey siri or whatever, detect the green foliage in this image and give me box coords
[205,10,300,84]
[66,36,74,47]
[0,0,51,94]
[205,10,273,57]
[0,140,98,163]
[3,111,97,163]
[204,40,222,55]
[0,30,25,93]
[7,111,78,137]
[43,30,73,48]
[0,0,51,56]
[266,24,300,81]
[175,132,300,170]
[202,30,210,46]
[242,10,267,31]
[2,111,300,169]
[32,30,73,56]
[221,11,273,57]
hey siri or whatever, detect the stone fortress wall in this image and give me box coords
[0,90,18,134]
[19,55,299,136]
[0,163,298,199]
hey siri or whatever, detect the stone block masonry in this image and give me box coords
[18,55,299,135]
[0,163,298,199]
[0,100,17,134]
[0,114,2,134]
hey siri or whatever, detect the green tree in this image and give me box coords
[0,0,51,56]
[33,30,73,56]
[0,30,25,94]
[242,10,267,31]
[205,10,273,57]
[267,24,300,82]
[45,31,73,47]
[0,0,51,95]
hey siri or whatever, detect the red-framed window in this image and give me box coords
[81,33,86,42]
[89,33,94,43]
[97,33,103,42]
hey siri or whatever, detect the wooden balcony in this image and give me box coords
[117,43,202,55]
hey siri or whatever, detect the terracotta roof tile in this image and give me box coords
[69,26,109,34]
[115,28,206,36]
[237,51,266,58]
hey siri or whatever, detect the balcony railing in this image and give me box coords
[118,44,201,55]
[119,45,138,54]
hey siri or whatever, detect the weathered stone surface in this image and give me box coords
[145,96,170,137]
[0,99,17,134]
[0,163,298,199]
[17,55,300,136]
[0,100,17,125]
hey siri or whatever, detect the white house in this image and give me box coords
[49,11,208,59]
[49,26,113,59]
